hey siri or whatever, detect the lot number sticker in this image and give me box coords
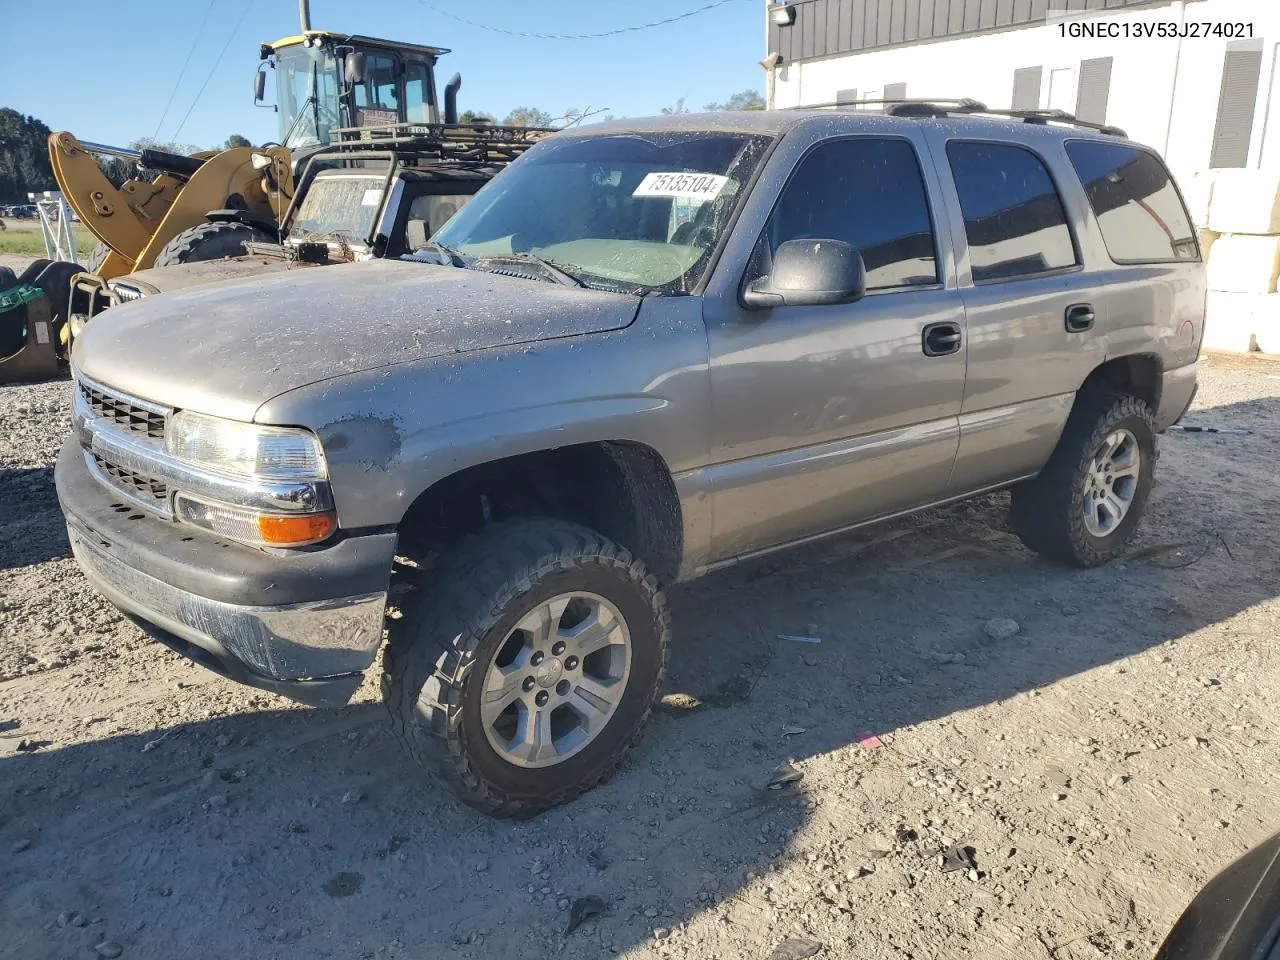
[361,188,384,206]
[633,172,728,200]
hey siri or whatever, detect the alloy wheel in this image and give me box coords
[1082,427,1141,538]
[479,592,632,768]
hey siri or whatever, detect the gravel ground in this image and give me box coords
[2,354,1279,960]
[0,252,41,280]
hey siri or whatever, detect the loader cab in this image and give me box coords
[258,33,449,149]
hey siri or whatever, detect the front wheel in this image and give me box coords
[1011,390,1156,567]
[382,519,670,817]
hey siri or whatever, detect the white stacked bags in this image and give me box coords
[1205,235,1280,294]
[1207,169,1280,234]
[1201,169,1280,352]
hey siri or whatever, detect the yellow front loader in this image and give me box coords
[49,136,293,280]
[49,1,452,281]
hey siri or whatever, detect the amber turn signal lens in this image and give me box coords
[257,511,336,545]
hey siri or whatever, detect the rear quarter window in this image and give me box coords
[1064,140,1198,263]
[946,140,1078,283]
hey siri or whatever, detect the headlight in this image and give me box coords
[165,411,327,480]
[165,412,334,547]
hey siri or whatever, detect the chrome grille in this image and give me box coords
[79,381,166,440]
[91,454,169,505]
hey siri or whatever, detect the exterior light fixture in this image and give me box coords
[770,3,796,26]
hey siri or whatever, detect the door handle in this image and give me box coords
[922,321,962,357]
[1065,303,1095,333]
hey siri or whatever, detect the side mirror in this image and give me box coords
[742,238,866,309]
[344,51,367,85]
[253,68,267,103]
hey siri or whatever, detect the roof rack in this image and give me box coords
[325,122,557,163]
[793,98,1128,138]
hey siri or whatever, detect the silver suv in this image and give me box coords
[56,106,1204,816]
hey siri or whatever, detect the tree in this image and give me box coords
[704,89,765,111]
[130,137,204,157]
[0,111,212,201]
[0,108,56,204]
[458,110,494,124]
[96,138,204,189]
[225,134,252,149]
[660,97,689,115]
[556,106,611,127]
[503,106,554,127]
[96,156,133,190]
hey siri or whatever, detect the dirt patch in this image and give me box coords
[3,360,1279,959]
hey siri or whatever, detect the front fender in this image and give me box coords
[253,298,711,532]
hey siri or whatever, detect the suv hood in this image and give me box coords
[74,259,641,422]
[113,255,298,296]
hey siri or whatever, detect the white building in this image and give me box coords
[765,0,1277,184]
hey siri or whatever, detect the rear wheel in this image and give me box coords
[1011,390,1156,567]
[153,221,273,267]
[382,519,670,817]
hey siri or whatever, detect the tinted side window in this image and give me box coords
[765,138,939,290]
[354,54,400,119]
[1065,140,1198,262]
[403,61,434,124]
[947,141,1077,282]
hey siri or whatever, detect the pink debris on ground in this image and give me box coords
[857,731,884,750]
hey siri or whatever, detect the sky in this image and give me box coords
[1,0,766,149]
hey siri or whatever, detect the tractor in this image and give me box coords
[65,123,552,339]
[47,1,458,284]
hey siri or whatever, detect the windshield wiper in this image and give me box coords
[416,241,465,267]
[477,252,584,288]
[281,94,316,148]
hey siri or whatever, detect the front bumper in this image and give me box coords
[56,437,396,707]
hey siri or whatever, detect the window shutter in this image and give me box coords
[837,87,859,104]
[1075,57,1112,124]
[1011,66,1042,111]
[884,81,907,100]
[1210,41,1264,169]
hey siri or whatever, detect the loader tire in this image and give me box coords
[153,222,273,267]
[83,242,110,273]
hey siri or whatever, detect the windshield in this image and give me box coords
[275,44,341,148]
[431,131,773,294]
[286,173,385,246]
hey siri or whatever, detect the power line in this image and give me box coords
[169,0,254,143]
[414,0,750,40]
[152,0,217,140]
